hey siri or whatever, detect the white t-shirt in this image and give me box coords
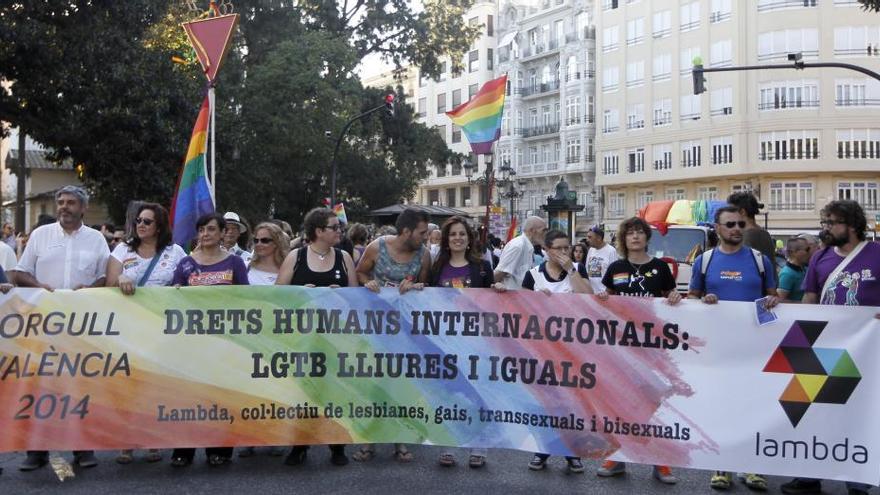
[0,241,17,272]
[111,243,187,287]
[495,234,536,290]
[586,244,619,293]
[15,222,110,290]
[248,267,278,286]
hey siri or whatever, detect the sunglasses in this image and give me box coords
[322,224,341,231]
[722,221,747,229]
[254,237,274,244]
[135,218,155,226]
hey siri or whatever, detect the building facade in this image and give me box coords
[595,0,880,235]
[361,66,419,107]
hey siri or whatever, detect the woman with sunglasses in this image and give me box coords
[276,208,357,466]
[105,203,185,464]
[595,216,679,485]
[169,213,249,467]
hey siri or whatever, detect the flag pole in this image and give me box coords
[208,85,216,204]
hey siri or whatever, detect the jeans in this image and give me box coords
[534,452,579,461]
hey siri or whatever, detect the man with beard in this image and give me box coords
[689,205,778,492]
[12,185,110,471]
[780,200,880,495]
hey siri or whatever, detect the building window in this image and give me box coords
[710,40,733,68]
[652,53,671,82]
[680,94,701,121]
[836,78,880,107]
[487,15,494,36]
[608,192,626,218]
[769,182,814,211]
[626,61,645,88]
[468,50,480,73]
[602,25,620,52]
[452,125,462,144]
[758,80,820,110]
[451,157,462,175]
[681,140,702,167]
[436,125,447,143]
[680,46,701,77]
[603,152,620,175]
[428,189,440,205]
[680,2,700,32]
[652,10,671,39]
[626,18,645,46]
[710,0,732,23]
[710,87,734,116]
[758,0,817,11]
[446,188,456,208]
[627,147,645,173]
[666,188,687,201]
[838,181,879,210]
[460,186,472,207]
[487,48,494,71]
[452,89,461,108]
[836,129,880,158]
[637,190,654,209]
[566,96,581,125]
[834,26,880,57]
[653,143,673,170]
[760,130,820,160]
[437,93,446,114]
[711,136,734,164]
[566,138,581,163]
[468,84,478,100]
[698,186,719,200]
[479,184,489,206]
[602,66,619,92]
[652,98,672,127]
[603,109,619,134]
[759,29,819,61]
[602,0,619,10]
[417,97,427,118]
[626,103,645,130]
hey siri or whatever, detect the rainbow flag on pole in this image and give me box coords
[170,95,215,247]
[446,74,507,154]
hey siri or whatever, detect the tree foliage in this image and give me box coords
[0,0,477,225]
[859,0,880,11]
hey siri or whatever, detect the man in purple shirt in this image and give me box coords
[781,200,879,495]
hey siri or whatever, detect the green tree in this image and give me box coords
[859,0,880,11]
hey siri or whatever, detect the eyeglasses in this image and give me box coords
[322,224,341,231]
[254,237,274,244]
[135,218,155,226]
[722,221,747,229]
[820,219,847,227]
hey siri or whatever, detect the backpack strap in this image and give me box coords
[700,248,714,290]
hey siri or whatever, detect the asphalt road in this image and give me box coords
[0,447,863,495]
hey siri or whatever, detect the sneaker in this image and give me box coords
[329,446,349,466]
[653,465,678,484]
[566,458,585,474]
[741,473,768,492]
[73,451,98,468]
[284,446,308,466]
[780,479,822,494]
[19,452,48,471]
[710,471,733,490]
[528,454,547,471]
[596,460,626,477]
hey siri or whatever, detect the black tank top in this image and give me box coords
[290,247,348,287]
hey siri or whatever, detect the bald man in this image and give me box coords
[494,216,548,290]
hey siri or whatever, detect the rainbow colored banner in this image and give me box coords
[0,287,878,483]
[446,75,507,154]
[170,95,215,247]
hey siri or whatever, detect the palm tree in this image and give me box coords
[860,0,880,12]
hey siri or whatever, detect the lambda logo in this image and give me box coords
[763,320,861,427]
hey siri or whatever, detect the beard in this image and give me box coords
[823,230,849,247]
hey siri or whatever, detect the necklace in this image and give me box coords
[309,245,331,261]
[628,257,649,273]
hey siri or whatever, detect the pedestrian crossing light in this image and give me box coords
[692,56,706,95]
[384,93,395,117]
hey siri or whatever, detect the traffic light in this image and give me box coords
[692,57,706,95]
[384,93,395,117]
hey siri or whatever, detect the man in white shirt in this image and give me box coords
[11,185,108,471]
[585,225,618,294]
[0,239,16,271]
[222,211,253,263]
[494,216,547,290]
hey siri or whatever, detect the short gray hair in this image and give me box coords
[55,185,89,207]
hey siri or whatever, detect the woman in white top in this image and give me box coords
[105,202,185,464]
[247,222,290,286]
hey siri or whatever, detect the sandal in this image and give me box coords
[207,454,229,466]
[145,450,162,463]
[438,453,456,467]
[394,446,414,463]
[116,450,134,465]
[468,454,486,468]
[351,446,376,462]
[171,456,191,467]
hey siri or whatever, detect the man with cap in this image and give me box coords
[222,211,252,263]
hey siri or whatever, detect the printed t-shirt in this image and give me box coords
[586,244,619,293]
[172,255,250,286]
[803,242,880,306]
[437,264,472,288]
[602,257,675,297]
[689,247,776,302]
[111,243,186,287]
[522,262,588,293]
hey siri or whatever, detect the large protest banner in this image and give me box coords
[0,287,877,483]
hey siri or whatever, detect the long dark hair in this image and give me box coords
[431,216,482,281]
[127,203,172,253]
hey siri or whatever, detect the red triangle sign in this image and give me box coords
[182,14,239,83]
[763,348,794,373]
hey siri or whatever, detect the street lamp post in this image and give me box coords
[464,156,522,243]
[498,160,525,235]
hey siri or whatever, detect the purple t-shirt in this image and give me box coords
[437,264,472,288]
[802,242,880,306]
[172,255,250,286]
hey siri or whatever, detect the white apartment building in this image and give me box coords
[595,0,880,234]
[362,66,419,108]
[495,0,599,235]
[413,0,499,219]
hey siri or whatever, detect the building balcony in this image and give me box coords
[710,11,732,23]
[521,80,560,98]
[522,123,560,138]
[757,0,817,12]
[564,70,595,82]
[626,120,645,130]
[767,202,816,212]
[603,126,619,134]
[759,50,818,62]
[520,39,561,60]
[758,100,820,110]
[836,98,880,107]
[710,107,734,116]
[758,151,820,160]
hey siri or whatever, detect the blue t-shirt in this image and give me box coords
[689,248,777,302]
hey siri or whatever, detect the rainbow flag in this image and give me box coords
[446,74,507,154]
[170,95,215,247]
[332,203,348,224]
